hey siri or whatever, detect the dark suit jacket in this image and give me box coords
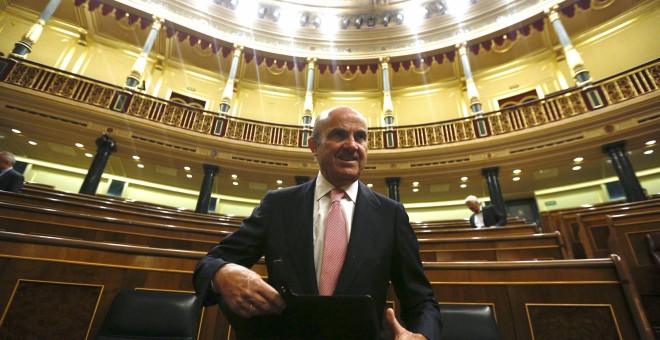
[194,179,441,339]
[469,205,507,228]
[0,168,24,193]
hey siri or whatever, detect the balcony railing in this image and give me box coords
[1,57,658,150]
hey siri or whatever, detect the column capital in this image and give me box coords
[457,42,468,55]
[385,177,401,185]
[482,166,499,177]
[151,16,165,30]
[544,4,560,21]
[306,57,317,66]
[233,44,244,54]
[96,134,117,153]
[202,163,220,176]
[602,140,626,154]
[379,56,390,64]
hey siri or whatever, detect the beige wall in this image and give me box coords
[403,171,660,223]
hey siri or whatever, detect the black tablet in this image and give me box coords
[224,293,381,339]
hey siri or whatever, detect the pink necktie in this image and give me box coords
[319,188,348,296]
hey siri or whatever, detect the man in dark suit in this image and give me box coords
[465,195,507,228]
[194,106,441,339]
[0,151,24,193]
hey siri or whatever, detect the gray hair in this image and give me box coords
[464,195,479,204]
[0,151,16,165]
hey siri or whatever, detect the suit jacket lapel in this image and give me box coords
[334,182,380,294]
[283,180,318,294]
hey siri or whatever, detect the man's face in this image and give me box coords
[309,108,368,188]
[466,201,481,213]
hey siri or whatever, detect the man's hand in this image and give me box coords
[385,308,427,340]
[213,263,286,318]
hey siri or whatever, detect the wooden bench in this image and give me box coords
[0,231,652,339]
[577,201,660,258]
[417,232,567,261]
[552,198,660,259]
[20,184,244,225]
[0,212,221,252]
[412,217,528,231]
[423,257,654,339]
[0,191,240,231]
[414,224,537,239]
[607,211,660,332]
[0,201,231,244]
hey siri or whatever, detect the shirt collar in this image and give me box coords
[314,171,358,203]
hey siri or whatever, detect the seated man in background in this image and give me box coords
[0,151,24,193]
[465,195,507,228]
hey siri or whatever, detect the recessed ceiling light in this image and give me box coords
[137,164,144,168]
[460,176,468,181]
[75,143,84,148]
[11,129,21,134]
[184,166,191,171]
[512,176,521,181]
[132,155,140,160]
[573,157,584,162]
[186,174,193,178]
[367,183,373,188]
[513,169,521,174]
[231,174,238,179]
[412,181,419,186]
[28,141,37,145]
[276,179,283,184]
[84,153,93,157]
[572,165,582,171]
[643,149,654,155]
[645,140,656,146]
[232,181,239,186]
[460,184,467,188]
[412,188,419,192]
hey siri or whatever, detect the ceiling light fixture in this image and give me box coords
[366,15,376,28]
[340,16,350,29]
[299,12,309,26]
[382,13,390,27]
[272,8,281,21]
[257,6,267,18]
[11,129,21,134]
[395,12,404,24]
[354,16,363,29]
[312,15,322,29]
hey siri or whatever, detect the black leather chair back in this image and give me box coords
[97,289,199,340]
[439,303,501,340]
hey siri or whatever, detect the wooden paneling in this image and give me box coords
[417,232,566,261]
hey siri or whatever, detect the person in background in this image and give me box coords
[465,195,507,228]
[0,151,24,193]
[194,106,442,339]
